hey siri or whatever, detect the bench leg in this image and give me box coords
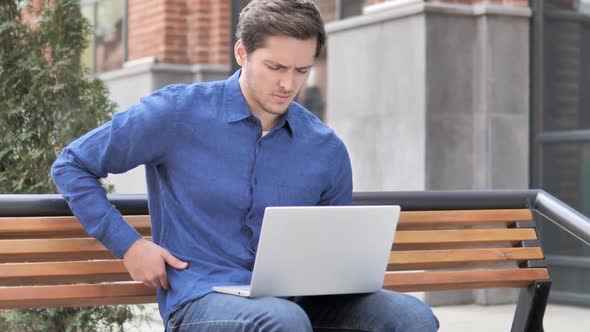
[511,280,551,332]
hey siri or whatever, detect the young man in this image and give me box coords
[52,0,438,331]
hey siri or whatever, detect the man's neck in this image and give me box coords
[254,111,280,132]
[238,74,283,131]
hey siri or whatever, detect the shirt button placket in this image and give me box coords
[252,138,261,194]
[246,134,261,238]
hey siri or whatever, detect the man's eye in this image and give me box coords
[296,69,308,74]
[267,65,280,71]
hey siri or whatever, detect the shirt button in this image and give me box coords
[253,178,258,185]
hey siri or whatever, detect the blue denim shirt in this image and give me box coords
[51,70,352,322]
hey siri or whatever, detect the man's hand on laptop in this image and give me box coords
[123,238,188,290]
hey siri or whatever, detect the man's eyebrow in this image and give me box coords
[264,60,313,70]
[296,64,314,70]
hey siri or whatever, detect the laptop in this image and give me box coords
[213,205,400,297]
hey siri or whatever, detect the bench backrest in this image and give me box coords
[0,209,550,309]
[384,209,549,292]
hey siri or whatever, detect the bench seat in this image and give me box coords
[0,209,549,309]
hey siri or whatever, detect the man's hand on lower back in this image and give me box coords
[123,238,188,290]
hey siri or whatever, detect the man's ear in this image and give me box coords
[234,40,247,66]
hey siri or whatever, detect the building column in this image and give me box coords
[326,0,531,304]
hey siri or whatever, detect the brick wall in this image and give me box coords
[128,0,231,65]
[210,0,232,65]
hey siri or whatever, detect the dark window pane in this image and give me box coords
[539,142,590,256]
[340,0,365,19]
[298,66,326,121]
[580,21,590,128]
[542,12,590,131]
[546,0,577,10]
[549,264,590,294]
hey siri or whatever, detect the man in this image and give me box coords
[52,0,438,331]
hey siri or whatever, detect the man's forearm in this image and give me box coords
[51,147,142,258]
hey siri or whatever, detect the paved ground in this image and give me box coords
[128,303,590,331]
[433,303,590,332]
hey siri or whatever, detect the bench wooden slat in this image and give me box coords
[0,215,151,238]
[0,238,115,262]
[0,247,545,286]
[0,260,131,286]
[0,283,156,309]
[0,268,550,309]
[0,210,532,239]
[398,209,532,228]
[383,268,550,292]
[0,229,537,262]
[0,237,151,262]
[388,247,544,271]
[394,228,537,245]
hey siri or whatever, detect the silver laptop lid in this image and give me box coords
[249,205,400,297]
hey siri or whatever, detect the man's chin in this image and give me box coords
[263,106,289,116]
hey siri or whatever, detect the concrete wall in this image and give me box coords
[326,1,531,305]
[99,59,230,194]
[326,10,427,191]
[425,9,530,191]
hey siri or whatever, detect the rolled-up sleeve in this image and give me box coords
[51,85,181,257]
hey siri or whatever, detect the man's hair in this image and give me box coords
[236,0,326,58]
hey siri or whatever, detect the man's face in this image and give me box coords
[236,35,316,118]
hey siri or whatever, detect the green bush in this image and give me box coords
[0,306,140,332]
[0,0,115,193]
[0,0,144,330]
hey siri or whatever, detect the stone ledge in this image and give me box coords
[326,2,531,34]
[98,60,230,81]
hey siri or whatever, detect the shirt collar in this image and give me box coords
[224,69,252,123]
[224,69,297,137]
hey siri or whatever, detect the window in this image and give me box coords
[81,0,127,74]
[297,1,367,120]
[531,0,590,304]
[338,0,366,19]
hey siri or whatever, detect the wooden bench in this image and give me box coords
[0,193,552,331]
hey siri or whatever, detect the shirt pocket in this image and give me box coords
[277,183,321,206]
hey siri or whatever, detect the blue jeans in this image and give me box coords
[166,290,439,331]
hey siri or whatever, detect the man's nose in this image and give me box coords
[278,71,294,92]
